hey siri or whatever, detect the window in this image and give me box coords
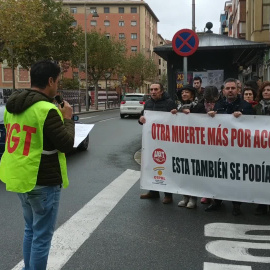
[119,21,124,26]
[131,21,137,26]
[131,33,137,39]
[106,33,110,39]
[131,46,137,52]
[71,21,77,27]
[263,0,270,29]
[131,7,137,13]
[119,33,125,39]
[104,7,110,13]
[70,7,77,14]
[119,7,124,13]
[91,20,97,26]
[104,20,110,26]
[90,7,97,14]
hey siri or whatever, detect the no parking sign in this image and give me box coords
[172,29,199,57]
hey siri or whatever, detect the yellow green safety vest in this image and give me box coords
[0,101,69,193]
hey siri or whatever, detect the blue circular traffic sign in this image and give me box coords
[172,29,199,57]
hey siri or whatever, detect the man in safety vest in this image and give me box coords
[0,60,75,270]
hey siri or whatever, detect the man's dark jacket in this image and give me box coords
[6,89,75,186]
[213,96,253,115]
[139,92,177,124]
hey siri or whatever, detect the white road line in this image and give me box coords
[99,117,118,122]
[79,115,100,120]
[204,262,251,270]
[11,169,140,270]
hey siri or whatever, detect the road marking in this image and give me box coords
[204,262,251,270]
[205,223,270,241]
[205,223,270,266]
[11,169,140,270]
[99,117,118,123]
[79,115,100,120]
[206,240,270,263]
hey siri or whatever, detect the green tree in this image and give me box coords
[0,0,81,69]
[74,30,126,109]
[123,53,158,91]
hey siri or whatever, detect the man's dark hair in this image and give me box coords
[31,60,61,89]
[252,75,261,82]
[244,80,258,91]
[224,78,237,85]
[193,76,202,83]
[152,82,164,91]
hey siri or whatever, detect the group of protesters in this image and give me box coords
[139,75,270,216]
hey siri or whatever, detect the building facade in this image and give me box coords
[246,0,270,80]
[62,0,160,93]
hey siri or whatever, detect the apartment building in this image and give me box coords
[246,0,270,80]
[231,0,246,39]
[0,0,161,93]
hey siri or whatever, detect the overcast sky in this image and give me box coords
[144,0,227,40]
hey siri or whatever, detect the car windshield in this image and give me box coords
[124,95,144,101]
[0,106,5,124]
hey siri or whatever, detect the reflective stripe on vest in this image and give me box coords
[0,101,69,193]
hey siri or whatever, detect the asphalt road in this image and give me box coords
[1,110,270,270]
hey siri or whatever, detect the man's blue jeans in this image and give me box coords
[17,185,61,270]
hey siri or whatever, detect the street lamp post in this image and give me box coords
[104,72,111,108]
[84,4,99,111]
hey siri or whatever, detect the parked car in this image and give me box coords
[120,93,150,118]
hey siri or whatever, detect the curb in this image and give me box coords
[134,149,141,165]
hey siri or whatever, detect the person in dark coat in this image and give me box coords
[253,81,270,215]
[139,82,177,204]
[205,78,253,216]
[171,85,206,209]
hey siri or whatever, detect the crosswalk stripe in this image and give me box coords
[11,169,140,270]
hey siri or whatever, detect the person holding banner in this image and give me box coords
[171,85,206,209]
[253,81,270,215]
[200,85,221,205]
[139,82,177,204]
[206,78,253,215]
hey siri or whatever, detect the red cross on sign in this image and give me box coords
[172,29,199,57]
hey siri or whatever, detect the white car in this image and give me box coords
[120,93,150,118]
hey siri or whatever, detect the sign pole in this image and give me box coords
[183,57,188,84]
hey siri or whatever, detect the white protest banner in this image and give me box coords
[74,124,94,148]
[140,111,270,204]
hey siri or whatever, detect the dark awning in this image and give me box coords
[154,33,269,65]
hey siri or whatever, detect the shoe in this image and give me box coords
[140,191,160,199]
[254,204,268,215]
[205,202,221,212]
[178,195,189,207]
[232,205,241,216]
[162,196,173,204]
[186,197,197,209]
[201,198,211,204]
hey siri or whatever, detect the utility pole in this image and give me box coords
[192,0,195,31]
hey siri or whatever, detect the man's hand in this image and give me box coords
[233,111,242,118]
[58,101,73,120]
[208,111,216,118]
[139,115,146,124]
[171,109,177,114]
